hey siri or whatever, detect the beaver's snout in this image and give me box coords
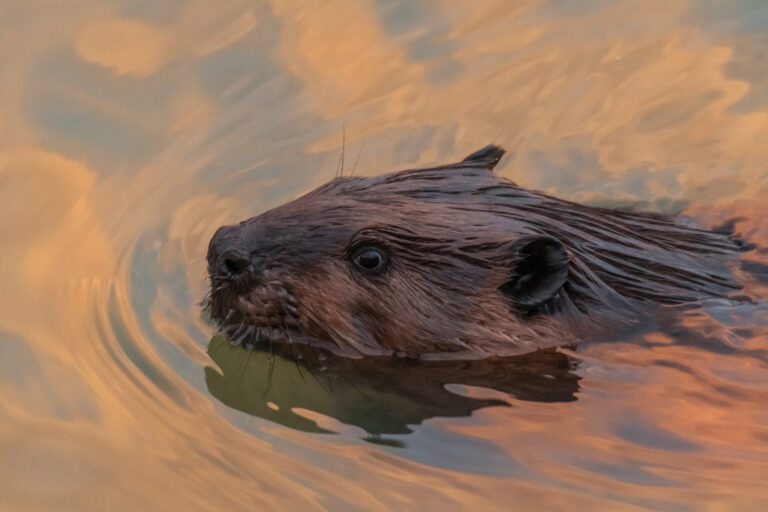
[207,224,257,283]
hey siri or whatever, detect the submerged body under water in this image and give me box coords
[2,1,768,510]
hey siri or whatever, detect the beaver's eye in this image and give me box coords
[353,247,386,272]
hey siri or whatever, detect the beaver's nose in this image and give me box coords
[221,252,252,277]
[208,224,255,280]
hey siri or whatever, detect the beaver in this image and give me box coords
[206,145,750,359]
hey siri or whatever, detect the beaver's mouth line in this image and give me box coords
[208,282,305,350]
[221,319,296,349]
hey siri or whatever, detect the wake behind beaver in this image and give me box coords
[205,145,750,359]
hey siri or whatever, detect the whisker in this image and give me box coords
[264,355,275,398]
[341,122,345,177]
[234,331,249,346]
[335,122,346,178]
[352,142,364,175]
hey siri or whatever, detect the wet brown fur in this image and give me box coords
[206,146,749,359]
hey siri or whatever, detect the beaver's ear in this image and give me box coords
[461,144,506,170]
[499,235,569,310]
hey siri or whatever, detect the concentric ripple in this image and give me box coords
[1,0,768,510]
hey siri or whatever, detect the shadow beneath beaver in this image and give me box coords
[204,333,581,438]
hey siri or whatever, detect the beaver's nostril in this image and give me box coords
[223,255,251,276]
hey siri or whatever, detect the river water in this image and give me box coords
[1,1,767,510]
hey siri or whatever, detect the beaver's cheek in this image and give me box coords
[299,315,335,344]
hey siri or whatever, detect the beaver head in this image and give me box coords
[206,145,746,359]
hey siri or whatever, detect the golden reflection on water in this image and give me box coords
[1,0,767,510]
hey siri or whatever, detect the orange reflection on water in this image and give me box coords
[75,2,257,78]
[0,0,767,510]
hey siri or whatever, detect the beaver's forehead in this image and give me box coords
[244,168,535,249]
[252,197,415,239]
[252,195,516,249]
[273,188,485,223]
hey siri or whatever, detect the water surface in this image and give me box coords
[1,1,767,510]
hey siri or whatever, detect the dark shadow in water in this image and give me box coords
[205,334,581,437]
